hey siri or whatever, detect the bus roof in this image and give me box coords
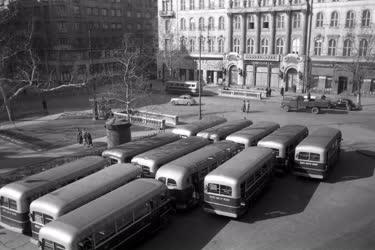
[226,122,280,142]
[205,147,274,184]
[29,164,141,218]
[0,156,106,200]
[38,179,166,246]
[131,136,210,167]
[258,125,307,147]
[197,119,253,139]
[172,116,227,137]
[296,127,341,151]
[101,133,179,161]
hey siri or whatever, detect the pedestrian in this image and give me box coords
[42,99,48,114]
[266,87,270,97]
[280,87,285,99]
[83,129,88,147]
[86,131,93,147]
[246,99,251,113]
[307,91,311,101]
[269,88,272,97]
[76,128,83,145]
[242,99,246,113]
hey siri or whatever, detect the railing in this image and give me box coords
[113,112,166,129]
[159,10,175,17]
[218,88,262,100]
[136,110,179,126]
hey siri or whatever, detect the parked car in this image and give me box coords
[281,95,331,114]
[331,98,359,111]
[170,95,197,106]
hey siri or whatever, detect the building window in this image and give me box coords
[277,14,284,29]
[208,38,214,52]
[162,0,171,11]
[208,0,215,8]
[180,0,186,10]
[246,38,254,54]
[343,39,352,56]
[208,17,214,30]
[233,38,240,53]
[219,0,224,8]
[316,12,323,28]
[199,17,205,30]
[189,18,195,30]
[189,0,195,10]
[261,0,270,6]
[328,39,336,56]
[110,9,115,17]
[330,11,338,27]
[165,20,170,33]
[262,15,269,29]
[261,38,268,54]
[101,8,107,16]
[345,11,355,28]
[248,15,255,29]
[293,13,301,29]
[218,38,224,53]
[362,10,371,27]
[314,39,322,56]
[189,39,195,52]
[218,16,225,30]
[277,0,285,5]
[180,18,186,30]
[233,0,240,8]
[199,0,204,9]
[292,38,300,54]
[87,7,92,16]
[116,9,121,17]
[359,39,368,56]
[234,15,241,30]
[276,38,284,55]
[180,37,185,51]
[199,37,205,52]
[57,22,67,33]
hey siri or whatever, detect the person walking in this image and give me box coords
[280,87,285,99]
[76,128,83,145]
[83,129,89,147]
[87,131,93,147]
[246,99,251,113]
[242,99,246,113]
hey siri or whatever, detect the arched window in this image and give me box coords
[208,17,214,30]
[189,38,195,52]
[343,39,352,56]
[314,39,322,56]
[277,14,285,29]
[359,39,368,56]
[316,12,324,28]
[247,0,256,7]
[199,17,205,30]
[189,0,195,10]
[293,13,301,29]
[208,0,215,9]
[234,15,241,30]
[248,15,255,29]
[218,16,225,30]
[278,0,285,5]
[292,38,300,54]
[233,0,240,8]
[189,18,195,30]
[262,14,270,29]
[345,11,355,28]
[362,10,371,27]
[207,38,214,52]
[261,38,269,54]
[219,0,224,8]
[180,18,186,30]
[261,0,270,6]
[246,38,254,54]
[328,39,336,56]
[199,37,205,52]
[276,38,284,55]
[199,0,204,9]
[180,0,186,10]
[330,11,338,27]
[233,38,240,53]
[180,37,187,50]
[218,38,224,53]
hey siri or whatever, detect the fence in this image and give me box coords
[113,112,166,129]
[136,110,179,126]
[218,88,263,100]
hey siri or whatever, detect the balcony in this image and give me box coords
[159,10,175,18]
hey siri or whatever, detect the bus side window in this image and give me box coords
[78,236,94,250]
[240,183,245,198]
[94,221,115,245]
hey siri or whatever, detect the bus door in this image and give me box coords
[192,173,200,200]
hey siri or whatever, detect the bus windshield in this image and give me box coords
[207,183,232,196]
[297,152,321,162]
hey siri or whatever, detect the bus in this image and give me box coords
[165,80,199,94]
[172,116,227,138]
[294,127,342,179]
[155,141,242,209]
[196,119,253,142]
[226,121,280,148]
[203,147,275,218]
[38,179,172,250]
[29,164,142,243]
[101,133,180,164]
[131,136,210,178]
[0,156,107,234]
[257,125,308,172]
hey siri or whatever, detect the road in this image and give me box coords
[1,94,375,250]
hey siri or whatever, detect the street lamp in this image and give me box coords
[197,25,209,120]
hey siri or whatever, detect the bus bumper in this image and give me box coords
[203,202,242,218]
[293,168,325,179]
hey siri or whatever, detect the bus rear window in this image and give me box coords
[167,178,177,186]
[310,153,320,162]
[297,152,309,160]
[207,184,232,196]
[0,197,17,210]
[158,177,166,184]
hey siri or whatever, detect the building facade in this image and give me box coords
[158,0,375,95]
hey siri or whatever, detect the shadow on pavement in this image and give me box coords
[135,209,229,250]
[326,150,375,183]
[321,110,348,115]
[239,175,320,223]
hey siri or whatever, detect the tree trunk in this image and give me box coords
[0,82,14,122]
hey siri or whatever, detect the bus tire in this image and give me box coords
[171,101,176,105]
[187,102,191,106]
[311,107,320,114]
[283,105,290,112]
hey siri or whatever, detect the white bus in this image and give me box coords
[294,127,342,179]
[155,141,242,209]
[172,116,227,138]
[131,136,210,177]
[0,156,107,234]
[165,80,199,94]
[38,179,172,250]
[29,164,142,243]
[257,125,308,172]
[203,147,275,218]
[101,133,180,164]
[196,119,253,142]
[226,121,280,148]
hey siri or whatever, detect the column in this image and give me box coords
[203,70,207,84]
[267,63,272,88]
[213,71,218,84]
[194,70,198,80]
[285,11,292,54]
[301,10,308,55]
[270,12,276,54]
[240,14,247,55]
[185,69,189,81]
[226,13,233,53]
[252,63,257,87]
[255,13,261,53]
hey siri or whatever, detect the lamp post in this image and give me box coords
[88,29,98,120]
[198,34,202,120]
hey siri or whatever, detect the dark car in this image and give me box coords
[281,95,331,114]
[331,98,358,111]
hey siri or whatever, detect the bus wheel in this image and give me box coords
[311,107,320,114]
[187,102,191,106]
[283,105,290,112]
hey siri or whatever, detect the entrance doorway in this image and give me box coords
[207,71,214,84]
[338,77,348,94]
[229,66,238,86]
[286,68,298,92]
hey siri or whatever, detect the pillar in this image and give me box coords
[301,10,308,55]
[285,11,292,54]
[255,13,261,53]
[252,63,257,87]
[214,71,218,84]
[267,63,272,88]
[240,14,247,55]
[226,13,233,52]
[270,12,276,54]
